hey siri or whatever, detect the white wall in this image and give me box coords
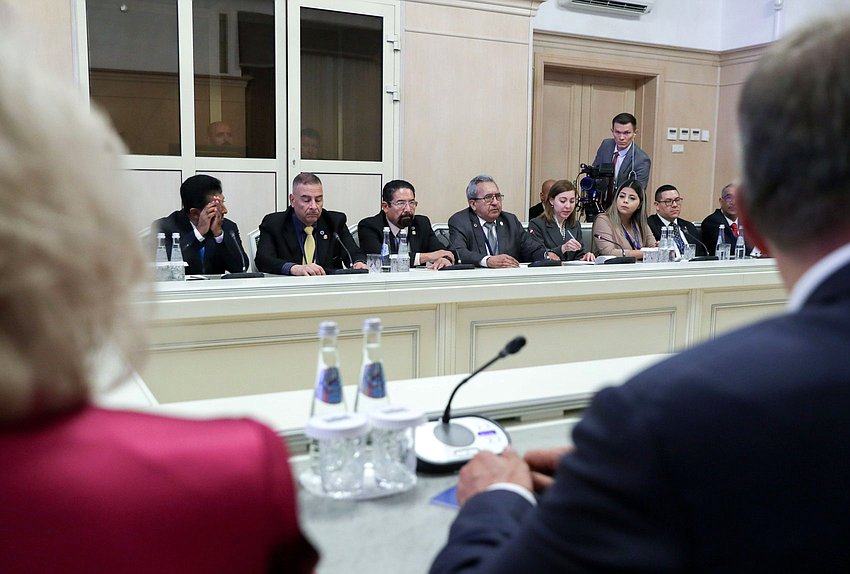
[535,0,850,52]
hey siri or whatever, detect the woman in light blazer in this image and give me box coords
[591,179,657,260]
[528,180,595,262]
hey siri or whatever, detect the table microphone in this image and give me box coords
[592,234,636,264]
[415,336,525,473]
[333,232,368,274]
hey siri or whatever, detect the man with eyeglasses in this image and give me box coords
[358,179,455,270]
[448,175,549,267]
[648,184,705,256]
[701,182,753,257]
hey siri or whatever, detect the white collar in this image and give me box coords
[787,241,850,312]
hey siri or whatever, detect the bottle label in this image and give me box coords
[317,367,343,404]
[360,362,386,398]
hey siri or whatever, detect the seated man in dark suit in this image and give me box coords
[358,179,455,270]
[448,175,552,268]
[528,179,554,221]
[151,174,248,274]
[255,172,366,276]
[701,182,755,256]
[430,16,850,574]
[647,184,705,256]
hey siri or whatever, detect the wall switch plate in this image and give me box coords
[672,144,684,153]
[690,128,701,141]
[667,127,678,141]
[678,128,689,140]
[701,129,710,142]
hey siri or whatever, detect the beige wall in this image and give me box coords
[401,1,541,222]
[531,34,769,225]
[6,0,76,82]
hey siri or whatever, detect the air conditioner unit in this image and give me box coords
[557,0,654,17]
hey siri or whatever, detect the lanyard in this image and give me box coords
[622,222,642,250]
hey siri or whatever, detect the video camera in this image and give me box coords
[576,163,614,222]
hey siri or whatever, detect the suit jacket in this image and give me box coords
[431,258,850,574]
[255,207,364,274]
[357,212,445,264]
[527,215,586,261]
[593,138,651,192]
[590,212,656,256]
[647,214,706,256]
[152,210,248,275]
[447,208,546,266]
[0,405,318,574]
[701,208,753,256]
[528,202,544,221]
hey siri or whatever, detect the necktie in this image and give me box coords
[303,225,315,265]
[731,222,739,237]
[671,223,686,253]
[484,222,498,255]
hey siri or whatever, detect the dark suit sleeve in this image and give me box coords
[519,221,546,262]
[357,217,384,256]
[430,384,687,574]
[592,139,609,167]
[449,211,486,266]
[415,215,446,257]
[526,219,549,248]
[256,214,291,274]
[633,148,651,192]
[328,212,364,268]
[701,215,720,257]
[210,220,249,273]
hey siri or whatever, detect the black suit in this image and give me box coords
[255,207,363,274]
[701,208,752,256]
[526,216,586,261]
[357,212,445,265]
[431,258,850,574]
[447,208,546,266]
[528,202,544,221]
[152,210,247,275]
[647,214,706,256]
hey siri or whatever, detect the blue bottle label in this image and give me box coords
[317,367,343,404]
[360,362,386,398]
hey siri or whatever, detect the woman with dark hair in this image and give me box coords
[528,180,595,262]
[591,179,657,260]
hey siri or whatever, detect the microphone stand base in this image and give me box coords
[415,415,511,474]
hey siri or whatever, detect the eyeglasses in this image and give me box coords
[471,194,504,203]
[390,200,418,208]
[657,198,684,206]
[721,195,737,203]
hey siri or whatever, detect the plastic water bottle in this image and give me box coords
[659,226,671,262]
[311,321,347,417]
[734,225,746,260]
[716,224,729,260]
[354,318,389,413]
[169,233,185,281]
[397,229,410,272]
[155,232,170,281]
[381,227,392,272]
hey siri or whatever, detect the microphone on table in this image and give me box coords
[220,230,265,279]
[592,234,636,264]
[229,230,248,272]
[415,336,526,473]
[680,228,718,261]
[333,232,368,274]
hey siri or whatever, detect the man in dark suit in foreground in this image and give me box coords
[430,16,850,574]
[152,174,248,274]
[647,184,705,257]
[358,179,455,270]
[448,175,551,267]
[255,172,366,275]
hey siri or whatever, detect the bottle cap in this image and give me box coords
[318,321,338,337]
[367,405,426,430]
[157,232,165,238]
[172,232,180,238]
[305,412,370,440]
[363,318,382,332]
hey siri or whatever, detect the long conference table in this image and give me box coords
[140,259,787,405]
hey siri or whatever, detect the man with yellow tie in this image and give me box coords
[255,172,366,275]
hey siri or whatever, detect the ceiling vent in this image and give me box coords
[558,0,654,17]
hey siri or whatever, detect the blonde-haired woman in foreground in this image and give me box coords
[0,21,317,574]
